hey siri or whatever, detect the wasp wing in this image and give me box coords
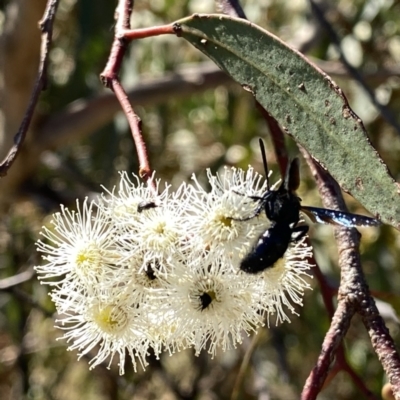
[301,206,381,227]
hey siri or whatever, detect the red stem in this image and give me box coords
[111,80,153,184]
[100,0,168,193]
[122,24,175,40]
[301,301,355,399]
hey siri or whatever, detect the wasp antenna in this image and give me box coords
[258,138,270,189]
[285,158,300,192]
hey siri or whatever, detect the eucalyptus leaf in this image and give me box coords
[176,14,400,230]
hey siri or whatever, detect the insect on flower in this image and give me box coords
[137,201,158,213]
[234,139,381,274]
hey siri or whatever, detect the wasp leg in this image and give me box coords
[229,190,266,222]
[291,225,309,242]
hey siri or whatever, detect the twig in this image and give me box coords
[300,150,400,399]
[100,1,177,191]
[110,79,151,181]
[0,0,59,178]
[306,232,376,398]
[308,0,400,135]
[0,268,35,289]
[100,1,149,180]
[302,301,355,399]
[357,280,400,397]
[231,333,261,400]
[298,150,358,398]
[122,24,175,40]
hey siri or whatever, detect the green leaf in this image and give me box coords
[176,14,400,230]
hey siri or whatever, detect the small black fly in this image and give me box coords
[199,292,213,311]
[137,201,158,213]
[144,260,159,281]
[236,139,381,274]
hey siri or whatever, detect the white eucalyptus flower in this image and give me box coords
[35,198,122,289]
[99,171,162,227]
[34,164,315,375]
[163,252,267,357]
[116,185,190,273]
[185,167,271,263]
[52,286,151,375]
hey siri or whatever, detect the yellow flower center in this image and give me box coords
[190,278,223,312]
[92,304,128,335]
[142,218,178,250]
[217,215,233,228]
[74,242,103,276]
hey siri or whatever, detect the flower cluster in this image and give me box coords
[35,167,313,375]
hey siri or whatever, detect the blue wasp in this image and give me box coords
[236,139,381,274]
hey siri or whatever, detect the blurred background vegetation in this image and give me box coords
[1,0,400,399]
